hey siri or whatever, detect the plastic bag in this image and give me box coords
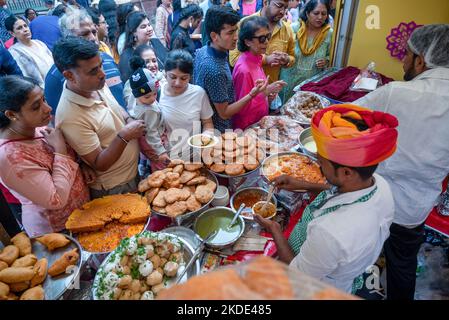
[157,256,359,300]
[280,91,331,125]
[350,62,383,92]
[244,116,305,154]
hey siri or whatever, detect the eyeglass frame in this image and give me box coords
[252,33,272,43]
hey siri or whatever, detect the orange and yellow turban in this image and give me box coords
[311,104,398,167]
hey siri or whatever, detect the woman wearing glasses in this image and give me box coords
[232,16,286,130]
[279,0,333,103]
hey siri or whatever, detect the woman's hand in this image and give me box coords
[81,163,96,184]
[249,77,270,97]
[316,59,328,69]
[41,127,67,155]
[266,80,287,95]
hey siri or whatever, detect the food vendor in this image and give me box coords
[255,104,398,294]
[354,24,449,300]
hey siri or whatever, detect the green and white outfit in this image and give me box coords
[288,174,395,294]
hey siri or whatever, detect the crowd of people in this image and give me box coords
[0,0,448,301]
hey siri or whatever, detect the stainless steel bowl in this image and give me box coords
[193,207,245,250]
[230,187,278,220]
[298,127,317,159]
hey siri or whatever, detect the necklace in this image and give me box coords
[8,126,34,138]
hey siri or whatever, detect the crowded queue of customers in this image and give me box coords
[0,0,448,302]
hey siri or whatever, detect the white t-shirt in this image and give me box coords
[290,174,395,293]
[159,83,214,159]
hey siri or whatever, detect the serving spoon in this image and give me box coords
[261,183,276,212]
[227,203,246,231]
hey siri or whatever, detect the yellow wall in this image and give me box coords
[347,0,449,80]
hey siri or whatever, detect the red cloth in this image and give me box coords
[4,37,14,49]
[0,183,20,204]
[300,66,394,102]
[425,176,449,237]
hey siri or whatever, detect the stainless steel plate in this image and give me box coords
[31,234,83,300]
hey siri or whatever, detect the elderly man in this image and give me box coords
[229,0,295,83]
[54,37,145,198]
[354,24,449,300]
[256,104,399,294]
[44,8,125,113]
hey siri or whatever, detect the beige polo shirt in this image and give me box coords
[55,83,139,191]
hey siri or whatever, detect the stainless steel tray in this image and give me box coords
[31,234,83,300]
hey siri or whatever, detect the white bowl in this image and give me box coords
[211,185,229,207]
[188,134,218,149]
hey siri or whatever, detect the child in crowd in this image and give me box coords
[128,57,169,172]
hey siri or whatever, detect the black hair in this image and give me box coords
[124,11,148,50]
[330,160,378,181]
[164,49,193,75]
[98,0,117,43]
[134,43,154,58]
[129,56,146,73]
[52,37,99,73]
[175,4,203,29]
[300,0,330,25]
[24,8,37,20]
[117,2,136,37]
[157,0,162,7]
[238,16,269,52]
[205,5,240,40]
[52,4,68,17]
[5,15,26,32]
[86,7,100,25]
[0,76,40,129]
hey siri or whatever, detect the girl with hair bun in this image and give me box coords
[170,4,203,56]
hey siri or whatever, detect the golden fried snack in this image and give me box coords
[186,176,206,186]
[225,164,245,176]
[182,185,196,195]
[0,245,19,266]
[0,282,9,300]
[36,233,70,251]
[147,177,164,188]
[152,190,167,207]
[172,164,184,175]
[137,178,151,193]
[186,195,202,212]
[152,206,167,214]
[10,281,30,293]
[168,159,185,168]
[222,132,238,140]
[0,261,7,272]
[165,201,188,217]
[48,248,79,277]
[244,143,256,155]
[179,170,199,184]
[195,185,214,204]
[10,232,32,257]
[0,267,34,283]
[164,188,190,204]
[145,188,160,205]
[201,148,215,166]
[11,254,37,268]
[20,285,44,300]
[30,258,48,287]
[162,172,181,189]
[184,163,203,171]
[202,179,217,192]
[161,168,173,173]
[210,163,226,173]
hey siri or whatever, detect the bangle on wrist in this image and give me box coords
[117,133,129,144]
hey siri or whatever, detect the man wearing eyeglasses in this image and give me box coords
[229,0,295,83]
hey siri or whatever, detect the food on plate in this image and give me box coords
[263,153,326,184]
[20,285,44,300]
[165,201,188,217]
[184,163,203,171]
[66,194,149,252]
[164,188,191,204]
[189,134,215,147]
[186,176,206,186]
[30,258,48,287]
[186,195,202,212]
[194,185,214,204]
[0,267,34,283]
[138,179,150,193]
[168,159,184,167]
[0,261,8,272]
[77,221,145,253]
[203,133,264,176]
[48,248,79,277]
[172,164,184,175]
[145,188,160,204]
[282,91,330,122]
[10,281,30,292]
[153,189,167,207]
[162,172,181,189]
[252,201,276,218]
[10,232,32,257]
[11,254,37,268]
[36,233,70,251]
[0,281,9,299]
[179,170,199,184]
[0,245,20,266]
[203,179,217,192]
[94,232,185,300]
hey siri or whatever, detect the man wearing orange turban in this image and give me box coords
[256,104,399,294]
